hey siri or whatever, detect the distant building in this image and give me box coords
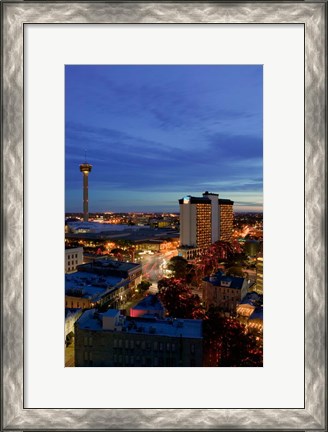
[130,295,165,319]
[244,240,261,257]
[178,192,233,259]
[65,225,179,244]
[75,309,203,367]
[134,239,168,253]
[202,270,248,314]
[65,247,83,273]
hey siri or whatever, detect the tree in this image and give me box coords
[203,306,263,367]
[137,281,151,293]
[110,248,125,261]
[158,277,204,319]
[167,256,189,279]
[225,266,244,277]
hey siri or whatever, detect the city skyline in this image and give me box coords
[65,65,263,213]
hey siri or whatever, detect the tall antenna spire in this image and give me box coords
[84,149,87,163]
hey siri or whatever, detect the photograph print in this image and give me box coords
[65,65,263,367]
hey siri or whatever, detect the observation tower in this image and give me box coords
[79,161,92,222]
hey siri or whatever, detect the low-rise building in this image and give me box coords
[75,309,203,367]
[247,307,263,339]
[236,291,263,323]
[65,271,130,310]
[77,259,142,291]
[65,308,83,344]
[65,247,83,273]
[202,270,248,314]
[178,245,204,260]
[130,295,165,318]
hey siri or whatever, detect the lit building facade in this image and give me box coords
[218,198,234,242]
[178,192,234,259]
[75,309,203,367]
[179,195,212,249]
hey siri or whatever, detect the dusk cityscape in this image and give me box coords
[65,65,263,367]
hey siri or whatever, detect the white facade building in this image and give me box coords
[65,247,83,273]
[179,191,221,259]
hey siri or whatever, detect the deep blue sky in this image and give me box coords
[65,65,263,213]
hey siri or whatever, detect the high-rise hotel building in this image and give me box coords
[179,192,233,259]
[218,198,234,242]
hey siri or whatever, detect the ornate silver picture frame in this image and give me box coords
[1,1,326,430]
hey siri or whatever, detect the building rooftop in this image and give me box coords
[179,196,211,205]
[240,292,262,306]
[203,270,245,289]
[131,295,165,312]
[178,193,234,206]
[218,198,234,205]
[66,271,124,289]
[66,226,179,242]
[67,221,147,234]
[76,309,202,339]
[249,307,263,321]
[65,246,83,251]
[102,309,120,317]
[92,259,140,271]
[65,272,128,300]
